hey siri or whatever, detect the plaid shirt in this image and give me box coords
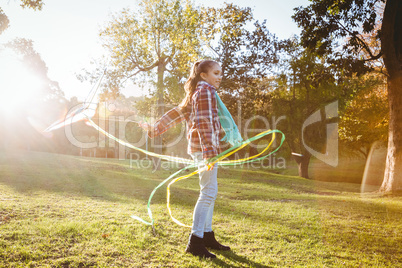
[149,81,221,159]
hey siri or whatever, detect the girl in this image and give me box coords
[139,60,230,259]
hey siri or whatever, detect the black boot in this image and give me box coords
[203,231,231,251]
[185,234,217,259]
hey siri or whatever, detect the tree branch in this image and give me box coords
[357,147,368,159]
[121,60,159,84]
[336,19,382,61]
[207,43,220,58]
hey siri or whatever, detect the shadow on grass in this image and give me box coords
[0,151,175,204]
[221,168,379,200]
[212,250,271,268]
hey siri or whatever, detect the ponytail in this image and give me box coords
[179,60,218,110]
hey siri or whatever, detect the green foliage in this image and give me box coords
[19,0,44,10]
[0,1,44,36]
[97,0,203,100]
[202,3,253,85]
[339,74,388,158]
[0,7,9,35]
[202,3,278,93]
[292,0,383,75]
[270,39,342,157]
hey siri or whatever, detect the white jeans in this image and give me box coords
[190,152,218,238]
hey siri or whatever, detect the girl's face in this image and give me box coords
[200,63,222,89]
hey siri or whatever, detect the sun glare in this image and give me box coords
[0,51,42,114]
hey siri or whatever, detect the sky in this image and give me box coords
[1,0,310,101]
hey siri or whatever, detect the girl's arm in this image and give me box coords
[138,107,189,138]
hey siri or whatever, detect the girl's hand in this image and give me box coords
[138,122,152,132]
[206,162,214,171]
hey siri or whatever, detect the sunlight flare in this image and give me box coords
[0,51,42,113]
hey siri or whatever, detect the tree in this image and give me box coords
[97,0,203,168]
[99,0,203,98]
[1,38,67,152]
[201,3,254,91]
[293,0,402,194]
[5,38,64,100]
[339,74,388,159]
[0,8,9,35]
[201,3,278,111]
[219,19,279,121]
[0,0,44,35]
[19,0,44,10]
[270,41,342,179]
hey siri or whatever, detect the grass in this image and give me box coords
[0,150,401,267]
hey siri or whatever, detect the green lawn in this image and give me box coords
[0,151,401,267]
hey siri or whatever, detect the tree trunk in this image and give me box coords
[380,0,402,194]
[381,76,402,193]
[292,152,311,179]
